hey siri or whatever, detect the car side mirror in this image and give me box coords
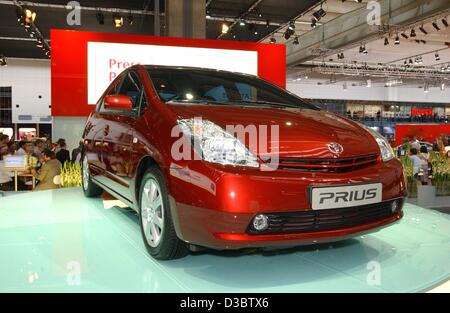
[104,95,133,111]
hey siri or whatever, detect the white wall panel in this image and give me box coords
[0,58,51,124]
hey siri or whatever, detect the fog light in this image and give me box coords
[252,214,269,231]
[391,200,402,213]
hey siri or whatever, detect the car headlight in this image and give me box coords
[177,118,259,168]
[363,126,395,162]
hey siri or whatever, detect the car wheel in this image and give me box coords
[139,166,188,260]
[81,152,103,197]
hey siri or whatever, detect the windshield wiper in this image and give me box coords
[230,100,300,109]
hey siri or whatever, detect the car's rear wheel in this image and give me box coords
[139,166,188,260]
[81,153,103,197]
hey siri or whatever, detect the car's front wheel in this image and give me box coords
[81,153,103,197]
[139,166,188,260]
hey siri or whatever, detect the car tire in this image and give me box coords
[139,166,188,260]
[81,152,103,197]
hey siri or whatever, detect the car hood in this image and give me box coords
[170,104,380,159]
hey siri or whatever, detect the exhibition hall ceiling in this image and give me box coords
[0,0,322,59]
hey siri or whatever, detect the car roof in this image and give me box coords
[140,64,257,77]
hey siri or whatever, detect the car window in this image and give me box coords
[118,71,142,109]
[146,68,317,110]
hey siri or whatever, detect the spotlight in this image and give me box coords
[239,19,246,26]
[435,53,440,61]
[270,36,276,44]
[409,59,413,65]
[221,23,229,34]
[359,46,364,53]
[293,36,299,45]
[401,33,408,39]
[362,46,368,55]
[432,22,440,31]
[206,10,211,19]
[127,15,134,25]
[419,26,428,34]
[96,12,105,25]
[313,8,327,22]
[288,20,295,31]
[442,18,449,27]
[266,20,270,28]
[311,18,317,28]
[0,54,6,67]
[113,14,123,28]
[36,38,43,48]
[384,37,389,45]
[24,8,36,25]
[410,29,416,37]
[395,35,400,44]
[255,8,263,18]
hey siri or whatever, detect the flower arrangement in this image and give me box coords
[399,156,417,197]
[60,162,82,188]
[429,152,450,196]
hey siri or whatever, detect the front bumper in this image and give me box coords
[167,159,406,250]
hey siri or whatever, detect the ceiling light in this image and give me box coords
[435,53,441,61]
[442,18,449,27]
[384,37,389,45]
[313,8,327,22]
[239,19,246,26]
[270,36,276,44]
[419,26,428,34]
[127,15,134,25]
[363,46,368,55]
[395,35,400,44]
[432,22,440,31]
[288,20,295,31]
[410,29,416,37]
[206,10,211,19]
[409,59,413,64]
[221,23,229,34]
[96,12,105,25]
[113,14,123,28]
[0,54,7,67]
[24,9,36,25]
[293,36,299,45]
[311,18,317,28]
[36,38,43,48]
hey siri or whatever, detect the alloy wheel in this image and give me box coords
[141,178,165,247]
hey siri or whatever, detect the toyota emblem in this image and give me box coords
[327,142,344,155]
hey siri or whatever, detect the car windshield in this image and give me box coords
[146,68,316,110]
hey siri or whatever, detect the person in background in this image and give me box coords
[54,138,66,154]
[32,149,61,191]
[33,139,46,157]
[71,140,83,163]
[409,148,422,179]
[56,141,70,165]
[418,145,430,185]
[16,141,33,156]
[0,134,10,145]
[410,136,421,151]
[0,144,14,191]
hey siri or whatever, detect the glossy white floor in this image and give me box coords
[0,188,449,293]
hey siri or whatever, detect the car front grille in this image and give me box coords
[246,199,403,235]
[276,154,379,173]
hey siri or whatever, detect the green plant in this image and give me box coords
[60,161,82,188]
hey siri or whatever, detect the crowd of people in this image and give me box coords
[0,134,82,192]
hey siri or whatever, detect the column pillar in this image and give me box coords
[165,0,206,38]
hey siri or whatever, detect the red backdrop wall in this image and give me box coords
[395,124,450,145]
[50,29,286,117]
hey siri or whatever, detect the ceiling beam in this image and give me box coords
[285,0,450,67]
[216,0,265,39]
[0,0,160,16]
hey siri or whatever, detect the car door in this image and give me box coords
[98,70,146,203]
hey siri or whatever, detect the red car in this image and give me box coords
[82,65,406,260]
